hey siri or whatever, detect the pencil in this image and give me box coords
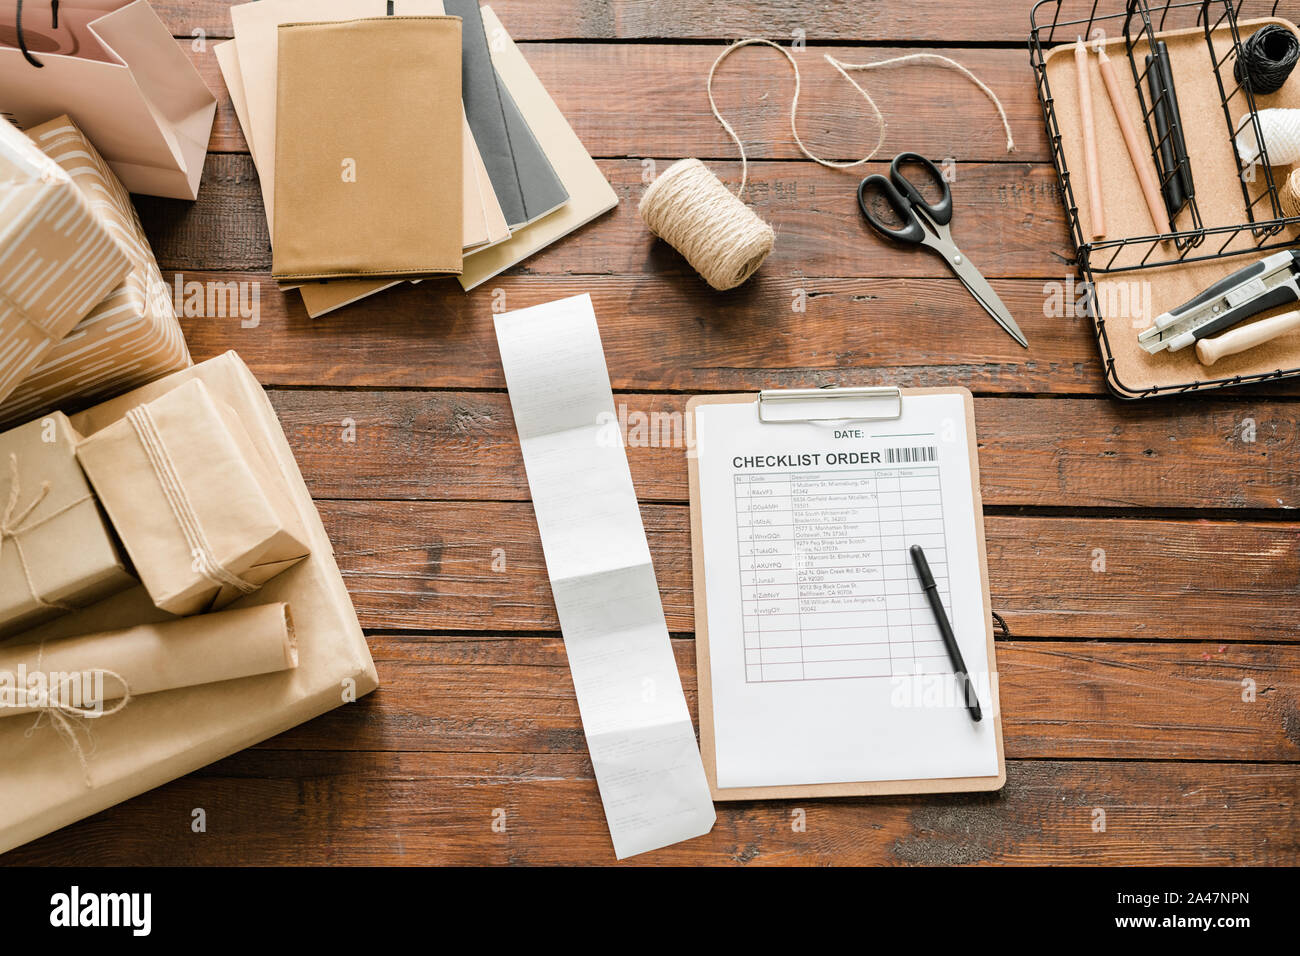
[1075,37,1105,239]
[1096,45,1173,236]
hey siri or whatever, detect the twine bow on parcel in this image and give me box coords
[1,452,89,612]
[638,39,1016,291]
[20,665,132,788]
[1,453,132,784]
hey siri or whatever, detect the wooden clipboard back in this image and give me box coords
[686,386,1006,801]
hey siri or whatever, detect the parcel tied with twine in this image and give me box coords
[75,378,310,617]
[0,412,135,638]
[637,38,1017,291]
[0,602,299,788]
[0,350,379,856]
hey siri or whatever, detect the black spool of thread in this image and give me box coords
[1235,24,1300,96]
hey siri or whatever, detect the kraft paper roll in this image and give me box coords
[0,602,298,717]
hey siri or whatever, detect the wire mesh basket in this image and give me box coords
[1029,0,1300,397]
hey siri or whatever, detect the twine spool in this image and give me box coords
[1234,24,1300,95]
[638,159,775,290]
[1280,166,1300,218]
[1236,108,1300,166]
[637,37,1016,291]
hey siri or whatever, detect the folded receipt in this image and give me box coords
[493,293,716,859]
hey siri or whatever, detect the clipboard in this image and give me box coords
[686,386,1006,801]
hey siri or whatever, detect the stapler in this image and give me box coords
[1138,250,1300,353]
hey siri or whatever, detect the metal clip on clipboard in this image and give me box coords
[757,385,903,424]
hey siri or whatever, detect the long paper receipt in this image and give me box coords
[696,394,999,789]
[494,293,715,858]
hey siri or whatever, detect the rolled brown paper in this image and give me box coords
[0,602,297,717]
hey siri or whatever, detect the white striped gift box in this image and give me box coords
[0,116,191,427]
[0,117,132,405]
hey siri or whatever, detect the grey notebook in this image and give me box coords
[447,0,568,228]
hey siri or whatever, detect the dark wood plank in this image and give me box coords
[6,754,1295,865]
[173,273,1105,394]
[154,0,1061,45]
[318,500,1300,641]
[243,635,1300,762]
[267,390,1300,509]
[190,41,1049,163]
[142,156,1072,277]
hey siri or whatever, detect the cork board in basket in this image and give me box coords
[1046,17,1300,396]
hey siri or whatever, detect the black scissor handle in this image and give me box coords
[858,174,926,245]
[890,152,953,227]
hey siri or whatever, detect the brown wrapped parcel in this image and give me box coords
[0,411,134,638]
[0,351,378,854]
[77,378,309,615]
[0,602,297,717]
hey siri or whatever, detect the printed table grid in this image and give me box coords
[735,467,952,683]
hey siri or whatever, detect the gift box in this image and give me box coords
[0,117,132,405]
[0,411,134,638]
[0,351,378,854]
[0,116,191,429]
[77,378,309,616]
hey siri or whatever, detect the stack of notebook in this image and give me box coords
[216,1,617,317]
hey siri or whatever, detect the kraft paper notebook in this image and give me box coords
[222,0,508,314]
[687,386,1005,800]
[272,16,464,281]
[447,0,568,229]
[461,8,618,290]
[219,36,393,314]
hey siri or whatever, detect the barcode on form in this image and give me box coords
[885,446,937,464]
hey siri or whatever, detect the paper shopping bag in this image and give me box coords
[0,0,217,199]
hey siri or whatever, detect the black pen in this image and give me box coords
[909,544,982,722]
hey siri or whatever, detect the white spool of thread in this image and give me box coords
[1236,108,1300,166]
[638,159,775,291]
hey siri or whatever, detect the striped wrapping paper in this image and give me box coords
[0,116,191,427]
[0,118,132,405]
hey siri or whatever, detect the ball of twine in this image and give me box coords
[1280,166,1300,218]
[1234,24,1300,96]
[638,158,775,291]
[635,39,1016,292]
[1235,108,1300,166]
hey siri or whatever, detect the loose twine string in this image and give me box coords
[638,38,1016,290]
[1,453,130,786]
[22,660,131,788]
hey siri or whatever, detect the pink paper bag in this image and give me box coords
[0,0,216,199]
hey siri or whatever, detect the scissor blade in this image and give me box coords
[947,248,1029,349]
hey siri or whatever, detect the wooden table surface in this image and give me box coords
[9,0,1300,865]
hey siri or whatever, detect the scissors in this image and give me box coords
[858,153,1028,348]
